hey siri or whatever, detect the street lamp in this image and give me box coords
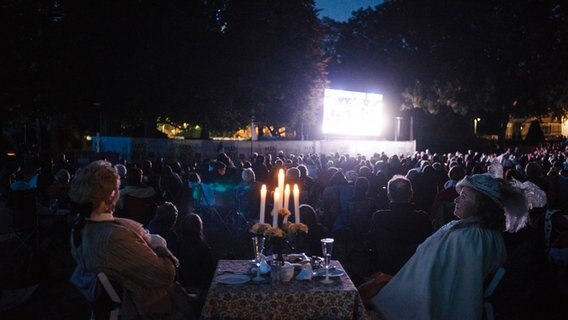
[473,118,481,136]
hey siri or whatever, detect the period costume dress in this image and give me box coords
[371,216,506,320]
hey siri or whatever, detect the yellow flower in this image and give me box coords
[284,222,308,234]
[297,223,308,233]
[264,227,285,238]
[278,208,291,217]
[250,223,271,235]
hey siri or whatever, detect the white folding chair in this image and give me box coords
[91,272,121,320]
[483,267,505,320]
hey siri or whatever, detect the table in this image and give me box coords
[200,259,368,320]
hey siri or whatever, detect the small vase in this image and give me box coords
[271,237,285,263]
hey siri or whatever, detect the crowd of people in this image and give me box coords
[1,143,568,318]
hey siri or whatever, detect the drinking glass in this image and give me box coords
[252,236,265,282]
[320,238,334,284]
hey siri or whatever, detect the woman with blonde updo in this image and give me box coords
[68,160,194,319]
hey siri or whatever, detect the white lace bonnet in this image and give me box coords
[456,173,547,232]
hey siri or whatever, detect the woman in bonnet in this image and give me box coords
[68,160,194,319]
[371,173,531,319]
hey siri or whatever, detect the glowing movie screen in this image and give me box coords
[322,89,384,137]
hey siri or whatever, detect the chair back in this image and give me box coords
[91,272,121,320]
[483,267,505,320]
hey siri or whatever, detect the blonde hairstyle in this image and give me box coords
[69,160,120,206]
[70,160,120,248]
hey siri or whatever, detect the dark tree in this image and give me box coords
[223,0,327,138]
[524,120,546,145]
[325,0,567,147]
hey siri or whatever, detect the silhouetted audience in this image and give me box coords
[368,175,432,276]
[234,168,261,223]
[147,202,180,256]
[177,213,215,292]
[299,204,331,257]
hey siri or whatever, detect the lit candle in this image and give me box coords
[273,187,281,228]
[293,184,300,223]
[284,184,290,211]
[260,184,267,223]
[278,169,285,207]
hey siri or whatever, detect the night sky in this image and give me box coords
[315,0,384,21]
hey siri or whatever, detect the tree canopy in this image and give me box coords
[2,0,327,151]
[325,0,567,145]
[2,0,567,153]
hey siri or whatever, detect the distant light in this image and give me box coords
[195,125,201,130]
[85,135,92,141]
[6,152,15,157]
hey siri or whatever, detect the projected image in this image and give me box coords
[322,89,384,137]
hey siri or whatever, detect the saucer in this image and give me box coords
[314,268,345,278]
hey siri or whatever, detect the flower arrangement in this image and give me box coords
[284,221,308,233]
[250,223,272,235]
[250,208,308,238]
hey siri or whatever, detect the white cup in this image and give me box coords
[281,265,295,282]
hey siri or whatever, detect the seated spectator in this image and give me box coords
[368,175,432,276]
[349,177,375,239]
[160,165,184,207]
[297,164,316,206]
[118,167,160,225]
[286,167,302,187]
[430,166,466,230]
[525,161,548,193]
[322,171,352,231]
[203,161,236,210]
[371,174,529,319]
[120,167,158,204]
[147,202,180,256]
[299,204,331,257]
[204,160,227,184]
[177,213,215,293]
[187,172,203,212]
[68,160,195,319]
[113,164,127,189]
[217,152,241,185]
[251,155,269,184]
[493,173,548,318]
[374,170,389,210]
[47,169,72,210]
[142,160,162,196]
[408,165,439,215]
[235,168,261,223]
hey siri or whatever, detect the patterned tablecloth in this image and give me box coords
[200,259,368,320]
